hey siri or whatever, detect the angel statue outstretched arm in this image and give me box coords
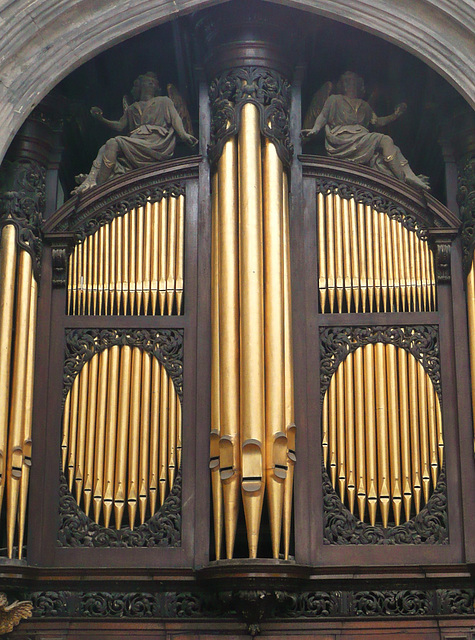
[301,71,429,191]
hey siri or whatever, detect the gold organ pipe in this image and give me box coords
[385,215,394,312]
[103,345,120,528]
[176,194,185,315]
[127,346,142,528]
[326,193,335,313]
[210,171,223,559]
[318,192,327,311]
[379,213,388,312]
[77,240,83,314]
[138,351,151,524]
[98,226,105,315]
[357,203,367,312]
[374,342,390,527]
[344,352,356,513]
[372,208,381,312]
[414,230,423,311]
[115,216,123,314]
[408,353,422,513]
[61,394,70,473]
[18,273,37,559]
[349,199,360,312]
[70,246,77,314]
[342,198,352,311]
[167,196,177,314]
[322,392,329,467]
[420,237,428,311]
[436,392,444,467]
[282,172,295,560]
[364,343,378,525]
[6,250,32,558]
[168,377,177,489]
[136,206,144,315]
[93,349,109,523]
[396,220,407,311]
[123,212,131,314]
[159,363,169,506]
[328,376,337,487]
[365,206,374,312]
[0,225,17,508]
[151,201,160,315]
[263,139,286,559]
[109,217,116,315]
[83,354,99,516]
[334,193,344,312]
[336,366,346,503]
[143,201,152,315]
[67,374,79,491]
[75,359,89,505]
[86,235,93,314]
[177,399,182,471]
[426,373,439,488]
[92,232,99,314]
[67,252,73,314]
[408,228,417,311]
[149,356,161,515]
[390,218,401,311]
[429,242,437,309]
[416,359,431,503]
[114,345,131,529]
[217,136,240,559]
[386,343,402,526]
[397,347,413,522]
[353,346,366,522]
[239,103,265,558]
[422,241,432,310]
[159,197,168,315]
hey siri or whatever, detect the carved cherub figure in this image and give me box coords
[74,72,198,193]
[301,71,429,191]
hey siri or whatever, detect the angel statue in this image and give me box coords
[74,71,198,193]
[301,71,430,191]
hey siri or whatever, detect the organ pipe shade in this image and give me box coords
[322,344,443,526]
[68,195,185,315]
[466,257,475,457]
[62,347,181,529]
[317,194,436,313]
[0,225,37,559]
[210,103,295,560]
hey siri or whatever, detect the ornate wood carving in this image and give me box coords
[351,590,432,616]
[208,67,292,167]
[459,156,475,275]
[51,247,68,287]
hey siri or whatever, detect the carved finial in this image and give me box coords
[0,593,33,635]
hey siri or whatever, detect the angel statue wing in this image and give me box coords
[167,83,194,135]
[303,81,334,130]
[0,592,33,635]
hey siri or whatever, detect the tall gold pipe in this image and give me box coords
[159,363,169,506]
[344,352,355,513]
[67,373,79,492]
[342,198,352,312]
[123,212,131,314]
[422,240,431,311]
[108,218,115,315]
[75,359,89,505]
[357,203,367,312]
[67,252,73,314]
[77,240,83,315]
[372,209,381,312]
[397,220,407,311]
[92,231,99,314]
[176,399,182,470]
[336,365,346,504]
[217,136,240,559]
[379,213,388,312]
[128,207,137,315]
[326,194,335,313]
[127,346,142,528]
[408,353,422,513]
[429,242,437,309]
[386,343,402,526]
[414,231,423,311]
[390,218,400,311]
[168,378,177,489]
[334,194,344,312]
[158,198,168,315]
[349,198,360,312]
[365,205,374,312]
[436,392,444,467]
[103,345,120,528]
[408,228,417,311]
[282,173,295,561]
[114,345,131,529]
[426,374,439,488]
[83,354,99,516]
[149,356,161,514]
[70,245,77,314]
[318,192,327,312]
[61,394,70,473]
[322,392,329,467]
[18,273,37,558]
[6,250,32,558]
[210,171,223,559]
[115,216,123,314]
[397,347,413,522]
[328,376,337,488]
[98,226,104,315]
[86,235,93,315]
[93,348,109,523]
[143,201,152,315]
[374,342,390,527]
[263,139,286,559]
[167,197,177,314]
[239,103,265,558]
[384,215,394,312]
[364,343,378,525]
[354,347,366,521]
[136,206,144,315]
[139,351,151,524]
[0,225,17,509]
[176,194,185,315]
[416,360,431,503]
[151,201,160,314]
[420,237,428,312]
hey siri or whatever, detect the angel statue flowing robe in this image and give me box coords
[319,94,398,175]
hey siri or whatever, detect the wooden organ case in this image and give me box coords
[0,3,474,639]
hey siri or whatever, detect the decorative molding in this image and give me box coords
[433,237,453,283]
[208,67,292,167]
[30,592,70,617]
[459,156,475,275]
[351,590,432,616]
[51,247,68,287]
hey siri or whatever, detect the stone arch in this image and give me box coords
[0,0,473,162]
